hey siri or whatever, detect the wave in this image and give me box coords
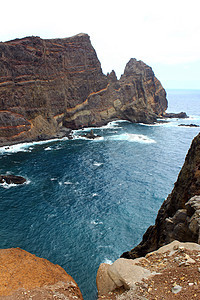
[108,133,156,144]
[103,258,113,265]
[93,162,103,167]
[0,138,69,155]
[72,120,131,135]
[91,220,103,225]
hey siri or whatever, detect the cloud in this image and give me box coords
[0,0,199,88]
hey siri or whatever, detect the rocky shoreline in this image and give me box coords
[96,132,200,298]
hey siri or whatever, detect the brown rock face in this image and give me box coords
[0,248,83,299]
[0,34,167,146]
[121,133,200,259]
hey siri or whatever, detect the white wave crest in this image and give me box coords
[93,162,103,167]
[91,220,103,225]
[108,133,156,143]
[44,147,52,151]
[103,258,113,265]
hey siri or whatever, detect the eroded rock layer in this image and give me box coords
[0,34,167,146]
[121,133,200,259]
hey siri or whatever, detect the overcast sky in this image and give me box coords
[1,0,199,89]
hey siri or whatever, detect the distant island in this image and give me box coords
[0,33,167,146]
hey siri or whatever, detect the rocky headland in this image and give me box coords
[0,248,83,299]
[0,33,167,146]
[97,133,200,299]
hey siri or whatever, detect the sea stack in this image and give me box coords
[0,34,167,146]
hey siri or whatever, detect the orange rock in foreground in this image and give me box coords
[0,248,83,299]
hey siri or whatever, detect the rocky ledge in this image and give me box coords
[0,34,167,146]
[97,241,200,299]
[0,248,83,299]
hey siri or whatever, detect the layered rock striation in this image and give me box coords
[0,248,83,299]
[121,132,200,259]
[0,34,167,146]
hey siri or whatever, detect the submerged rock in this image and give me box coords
[0,175,26,184]
[179,124,200,127]
[162,112,188,118]
[80,129,101,139]
[0,248,83,299]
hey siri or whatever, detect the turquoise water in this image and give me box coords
[0,89,200,299]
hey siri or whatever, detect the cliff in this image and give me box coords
[96,133,200,299]
[0,247,83,299]
[121,132,200,258]
[0,34,167,146]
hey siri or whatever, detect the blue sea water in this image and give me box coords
[0,89,200,299]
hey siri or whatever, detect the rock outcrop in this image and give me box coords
[0,248,83,299]
[121,132,200,259]
[0,34,167,146]
[97,241,200,299]
[162,112,188,119]
[0,174,26,184]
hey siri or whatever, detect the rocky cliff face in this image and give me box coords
[0,34,167,146]
[121,132,200,259]
[0,247,83,299]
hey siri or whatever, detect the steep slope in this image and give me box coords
[121,133,200,259]
[0,34,167,146]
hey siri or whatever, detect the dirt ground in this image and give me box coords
[98,246,200,300]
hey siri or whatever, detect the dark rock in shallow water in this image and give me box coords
[179,124,199,127]
[0,175,26,184]
[163,112,188,119]
[121,132,200,259]
[80,129,101,139]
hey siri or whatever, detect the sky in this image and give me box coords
[0,0,200,89]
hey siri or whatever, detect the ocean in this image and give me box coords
[0,89,200,299]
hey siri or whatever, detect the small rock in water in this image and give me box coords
[172,285,182,294]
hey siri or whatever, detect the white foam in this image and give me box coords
[103,258,113,265]
[93,162,103,167]
[108,133,156,144]
[91,220,103,225]
[45,147,52,151]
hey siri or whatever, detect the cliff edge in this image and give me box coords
[0,247,83,299]
[0,34,167,146]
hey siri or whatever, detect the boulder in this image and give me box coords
[0,175,26,184]
[80,129,101,139]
